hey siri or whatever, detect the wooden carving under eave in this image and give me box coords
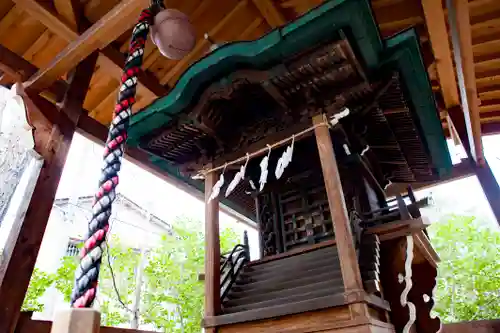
[257,193,279,256]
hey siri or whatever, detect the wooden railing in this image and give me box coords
[220,234,250,302]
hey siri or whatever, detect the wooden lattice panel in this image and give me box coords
[278,182,333,251]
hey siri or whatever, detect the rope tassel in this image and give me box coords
[70,7,156,308]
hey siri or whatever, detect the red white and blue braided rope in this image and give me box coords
[70,8,155,308]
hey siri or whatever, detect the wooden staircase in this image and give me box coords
[222,246,344,315]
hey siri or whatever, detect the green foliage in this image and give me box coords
[21,268,55,312]
[23,217,241,331]
[428,215,500,322]
[141,217,240,332]
[54,256,78,303]
[99,240,140,327]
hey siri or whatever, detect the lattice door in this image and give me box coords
[278,182,334,251]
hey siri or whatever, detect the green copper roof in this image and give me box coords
[128,0,383,145]
[127,0,452,219]
[382,29,452,177]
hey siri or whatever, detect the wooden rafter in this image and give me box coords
[252,0,286,28]
[10,0,166,98]
[15,0,155,92]
[160,0,251,85]
[447,0,484,165]
[0,44,66,101]
[421,0,460,108]
[54,0,82,31]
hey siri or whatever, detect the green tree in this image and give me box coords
[428,215,500,322]
[141,218,239,332]
[49,238,140,327]
[22,217,241,331]
[21,268,54,312]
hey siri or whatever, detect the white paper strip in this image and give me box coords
[259,146,271,191]
[208,172,225,202]
[275,137,294,180]
[225,154,249,197]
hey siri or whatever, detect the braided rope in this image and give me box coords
[70,8,156,308]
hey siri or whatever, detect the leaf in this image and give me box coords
[428,215,500,322]
[24,216,241,331]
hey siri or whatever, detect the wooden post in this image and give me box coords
[0,94,74,333]
[0,54,97,333]
[447,0,484,165]
[475,161,500,225]
[312,114,363,293]
[50,309,100,333]
[204,167,221,323]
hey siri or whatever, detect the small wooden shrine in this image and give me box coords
[125,0,446,332]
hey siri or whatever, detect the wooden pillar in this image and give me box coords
[0,54,97,333]
[447,0,484,165]
[448,107,500,225]
[204,167,221,322]
[475,161,500,225]
[312,115,363,293]
[0,95,74,333]
[50,309,100,333]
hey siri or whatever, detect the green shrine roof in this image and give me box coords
[127,0,452,220]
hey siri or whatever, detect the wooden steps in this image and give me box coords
[222,245,343,315]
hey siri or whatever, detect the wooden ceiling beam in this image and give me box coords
[18,0,150,91]
[421,0,460,108]
[12,0,167,98]
[479,88,500,101]
[476,67,500,80]
[447,0,484,165]
[480,110,500,119]
[479,98,500,108]
[0,44,66,101]
[54,0,83,31]
[251,0,286,28]
[474,50,500,65]
[481,121,500,135]
[160,0,250,85]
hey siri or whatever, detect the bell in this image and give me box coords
[151,9,196,60]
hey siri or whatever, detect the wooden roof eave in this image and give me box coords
[12,0,167,99]
[421,0,483,165]
[127,0,385,147]
[447,0,484,165]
